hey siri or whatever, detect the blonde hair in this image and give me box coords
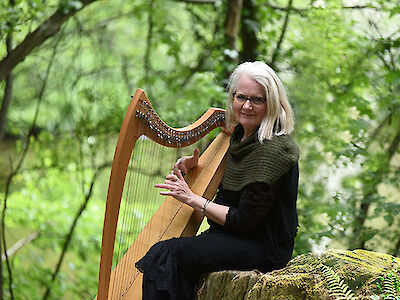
[225,61,295,142]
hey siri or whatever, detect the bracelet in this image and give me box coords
[201,200,211,217]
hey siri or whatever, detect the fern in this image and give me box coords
[378,269,400,300]
[320,264,356,299]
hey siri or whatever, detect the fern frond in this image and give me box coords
[380,271,400,299]
[320,264,356,299]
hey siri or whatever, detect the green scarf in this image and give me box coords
[221,125,299,191]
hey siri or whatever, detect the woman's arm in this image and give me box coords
[154,170,229,226]
[187,194,229,226]
[154,168,280,232]
[224,182,278,234]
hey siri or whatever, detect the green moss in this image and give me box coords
[197,249,400,299]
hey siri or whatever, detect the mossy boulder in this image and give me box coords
[196,249,400,299]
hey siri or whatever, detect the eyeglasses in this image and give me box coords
[233,92,266,105]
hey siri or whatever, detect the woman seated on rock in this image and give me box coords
[136,61,300,299]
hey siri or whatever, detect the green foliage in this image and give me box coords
[280,0,400,253]
[0,0,399,298]
[0,0,58,42]
[58,0,83,15]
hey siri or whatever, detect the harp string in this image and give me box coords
[117,139,147,298]
[111,128,148,297]
[127,136,163,294]
[158,146,178,239]
[114,137,151,297]
[111,130,198,298]
[111,134,143,298]
[124,136,150,296]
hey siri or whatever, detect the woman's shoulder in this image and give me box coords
[261,134,299,162]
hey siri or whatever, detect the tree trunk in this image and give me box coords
[0,70,13,141]
[270,0,293,69]
[225,0,243,50]
[240,0,258,62]
[0,25,14,141]
[218,0,243,83]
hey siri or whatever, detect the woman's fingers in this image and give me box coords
[172,148,200,175]
[176,169,184,181]
[155,170,193,203]
[179,161,188,174]
[185,149,199,170]
[159,190,173,196]
[165,173,177,181]
[173,160,187,174]
[154,183,172,189]
[191,148,200,165]
[156,158,197,204]
[155,176,180,191]
[165,170,185,184]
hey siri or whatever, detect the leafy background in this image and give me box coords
[0,0,399,299]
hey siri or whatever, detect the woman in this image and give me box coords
[136,61,299,299]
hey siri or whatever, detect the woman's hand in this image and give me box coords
[172,149,199,175]
[155,169,229,226]
[155,170,197,205]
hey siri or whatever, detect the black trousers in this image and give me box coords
[138,231,286,300]
[142,279,169,300]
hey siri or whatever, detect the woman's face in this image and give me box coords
[233,75,267,137]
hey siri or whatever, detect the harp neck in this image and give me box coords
[134,89,227,147]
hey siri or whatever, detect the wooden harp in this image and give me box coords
[95,89,231,299]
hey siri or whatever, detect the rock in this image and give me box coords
[196,249,400,299]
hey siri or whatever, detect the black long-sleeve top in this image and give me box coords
[208,161,299,266]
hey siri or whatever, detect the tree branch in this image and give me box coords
[1,232,39,261]
[178,5,220,87]
[0,0,98,82]
[263,1,307,14]
[270,0,293,69]
[41,162,110,300]
[121,56,133,94]
[179,50,210,87]
[365,112,391,149]
[262,1,379,13]
[341,5,379,10]
[1,169,15,300]
[144,0,155,100]
[368,18,399,71]
[0,29,62,300]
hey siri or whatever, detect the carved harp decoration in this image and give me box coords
[95,89,231,300]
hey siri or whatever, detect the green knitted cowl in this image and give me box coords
[221,125,299,191]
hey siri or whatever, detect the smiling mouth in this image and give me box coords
[241,112,255,116]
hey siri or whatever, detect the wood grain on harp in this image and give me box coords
[95,88,231,300]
